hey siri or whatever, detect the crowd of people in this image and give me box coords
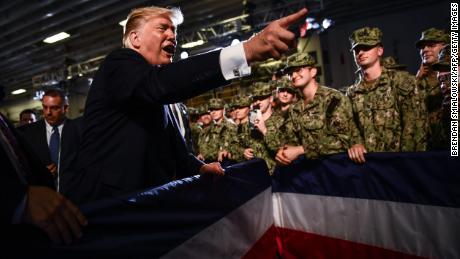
[1,4,453,248]
[188,26,452,172]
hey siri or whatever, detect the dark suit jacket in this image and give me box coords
[63,48,229,203]
[18,118,82,187]
[1,114,54,223]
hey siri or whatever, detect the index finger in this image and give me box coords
[278,8,308,28]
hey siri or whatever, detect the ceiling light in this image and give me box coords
[119,19,127,27]
[43,32,70,44]
[12,89,26,95]
[181,40,205,49]
[180,51,189,59]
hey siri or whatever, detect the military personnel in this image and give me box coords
[429,45,452,150]
[381,56,407,71]
[241,82,279,172]
[223,95,252,163]
[273,52,361,166]
[415,28,449,149]
[194,105,213,159]
[346,27,427,163]
[275,76,298,113]
[226,103,239,125]
[201,98,236,162]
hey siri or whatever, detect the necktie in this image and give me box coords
[49,126,60,165]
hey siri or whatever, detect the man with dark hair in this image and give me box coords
[19,88,81,191]
[18,109,37,126]
[0,84,87,246]
[415,28,450,150]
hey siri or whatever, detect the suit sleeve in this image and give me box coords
[1,147,28,224]
[103,49,229,106]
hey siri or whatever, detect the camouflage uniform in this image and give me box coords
[429,45,452,149]
[347,27,426,152]
[269,53,361,159]
[382,56,407,71]
[265,77,298,152]
[225,95,252,163]
[235,84,278,172]
[282,86,360,159]
[191,105,208,154]
[415,28,450,150]
[198,98,236,162]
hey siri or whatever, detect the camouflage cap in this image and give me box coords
[276,77,297,94]
[231,95,252,108]
[381,56,407,71]
[415,28,449,49]
[349,27,383,50]
[251,82,272,99]
[208,98,225,110]
[285,53,316,69]
[197,105,209,115]
[432,45,451,72]
[188,107,198,116]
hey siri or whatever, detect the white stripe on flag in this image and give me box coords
[163,187,273,259]
[273,193,460,259]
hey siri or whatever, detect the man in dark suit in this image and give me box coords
[19,88,81,192]
[63,6,308,203]
[0,84,87,246]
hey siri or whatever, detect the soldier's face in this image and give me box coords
[290,67,316,88]
[131,15,177,65]
[253,97,272,114]
[353,45,383,68]
[419,42,445,65]
[235,107,250,120]
[278,90,294,104]
[210,109,224,121]
[200,114,212,126]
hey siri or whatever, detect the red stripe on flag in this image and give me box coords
[242,225,278,259]
[276,227,426,259]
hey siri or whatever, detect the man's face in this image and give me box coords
[419,41,445,65]
[19,113,37,126]
[200,113,212,126]
[210,109,224,121]
[277,89,295,105]
[135,15,177,65]
[252,96,272,114]
[42,96,68,126]
[235,107,250,120]
[353,45,383,69]
[289,67,316,88]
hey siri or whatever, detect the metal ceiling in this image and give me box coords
[0,0,441,102]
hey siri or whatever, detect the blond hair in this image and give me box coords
[122,6,183,48]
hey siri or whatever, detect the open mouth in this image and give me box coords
[162,45,175,55]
